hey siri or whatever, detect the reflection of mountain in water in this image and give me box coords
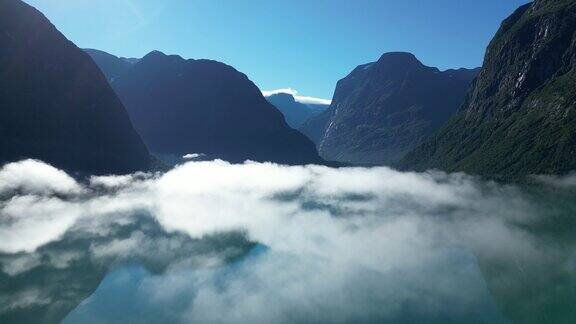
[474,187,576,324]
[0,213,253,324]
[64,247,506,324]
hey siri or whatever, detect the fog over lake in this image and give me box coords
[1,160,575,324]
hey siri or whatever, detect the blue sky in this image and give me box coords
[26,0,530,101]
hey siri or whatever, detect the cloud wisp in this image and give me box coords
[262,88,332,105]
[533,172,576,189]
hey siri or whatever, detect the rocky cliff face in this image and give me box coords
[0,0,150,175]
[402,0,576,178]
[305,52,478,165]
[108,51,323,165]
[299,109,334,146]
[266,93,328,129]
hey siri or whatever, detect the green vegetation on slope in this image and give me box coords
[401,0,576,179]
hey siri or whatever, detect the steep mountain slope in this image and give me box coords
[308,52,478,165]
[107,51,323,165]
[0,0,150,175]
[266,92,328,129]
[402,0,576,177]
[299,109,334,146]
[84,48,139,82]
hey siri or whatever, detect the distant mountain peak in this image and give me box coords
[144,50,167,58]
[272,92,298,103]
[88,49,324,165]
[302,51,479,165]
[377,51,420,64]
[140,50,183,63]
[266,92,329,129]
[351,52,439,78]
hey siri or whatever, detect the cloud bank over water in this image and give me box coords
[1,159,575,323]
[0,160,530,254]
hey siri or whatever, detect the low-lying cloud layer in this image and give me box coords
[1,159,575,323]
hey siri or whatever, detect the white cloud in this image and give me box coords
[0,160,83,196]
[262,88,332,105]
[89,172,152,190]
[0,288,51,313]
[0,253,42,276]
[0,196,84,253]
[183,153,205,160]
[293,96,332,105]
[533,172,576,188]
[0,159,540,256]
[261,88,298,97]
[0,159,573,323]
[90,174,136,189]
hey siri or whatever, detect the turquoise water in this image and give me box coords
[64,247,509,324]
[2,161,576,323]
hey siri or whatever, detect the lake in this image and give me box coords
[1,160,575,323]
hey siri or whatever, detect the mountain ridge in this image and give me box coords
[266,92,329,129]
[300,51,479,165]
[88,49,325,165]
[0,0,151,175]
[400,0,576,178]
[83,48,139,82]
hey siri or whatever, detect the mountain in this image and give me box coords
[266,92,329,129]
[84,48,139,82]
[299,109,334,146]
[401,0,576,178]
[0,0,150,175]
[93,50,323,165]
[301,52,479,165]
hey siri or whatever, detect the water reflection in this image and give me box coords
[0,214,253,324]
[0,160,575,323]
[63,247,509,324]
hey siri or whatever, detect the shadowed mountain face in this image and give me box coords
[402,0,576,178]
[266,93,328,129]
[84,49,139,82]
[299,109,334,146]
[300,52,479,165]
[0,0,150,175]
[89,50,323,165]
